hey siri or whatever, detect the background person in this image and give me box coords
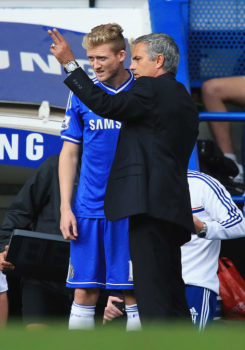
[201,76,245,184]
[0,154,76,327]
[182,169,245,330]
[48,29,199,323]
[103,169,245,330]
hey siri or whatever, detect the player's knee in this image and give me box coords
[74,288,99,305]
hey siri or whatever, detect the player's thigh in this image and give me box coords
[104,218,133,289]
[67,218,106,286]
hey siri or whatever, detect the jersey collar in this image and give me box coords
[94,69,134,94]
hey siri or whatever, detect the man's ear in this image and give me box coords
[156,54,165,69]
[118,50,127,62]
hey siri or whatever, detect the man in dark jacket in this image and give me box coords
[0,154,73,326]
[49,29,199,322]
[0,155,61,249]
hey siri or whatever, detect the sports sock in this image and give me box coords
[224,153,238,163]
[125,304,142,331]
[224,153,244,183]
[68,302,96,330]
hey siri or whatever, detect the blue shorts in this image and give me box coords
[185,285,217,330]
[66,218,134,290]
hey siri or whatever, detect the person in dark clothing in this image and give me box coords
[0,155,61,249]
[0,154,74,326]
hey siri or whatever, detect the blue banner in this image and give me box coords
[0,128,62,168]
[0,22,92,108]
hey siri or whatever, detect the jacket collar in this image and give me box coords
[158,72,176,80]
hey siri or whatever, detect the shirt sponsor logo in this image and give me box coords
[89,119,121,130]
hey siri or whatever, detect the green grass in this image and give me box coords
[1,320,245,350]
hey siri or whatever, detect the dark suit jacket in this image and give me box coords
[0,155,61,252]
[65,68,199,232]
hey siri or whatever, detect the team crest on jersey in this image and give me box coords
[68,262,75,279]
[61,115,71,130]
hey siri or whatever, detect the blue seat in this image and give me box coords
[188,0,245,88]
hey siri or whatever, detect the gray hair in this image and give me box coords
[133,33,180,75]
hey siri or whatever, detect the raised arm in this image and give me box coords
[48,28,154,121]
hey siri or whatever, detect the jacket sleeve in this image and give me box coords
[202,179,245,240]
[0,229,11,252]
[64,68,154,121]
[0,156,58,251]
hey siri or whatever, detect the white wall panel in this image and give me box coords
[0,6,151,38]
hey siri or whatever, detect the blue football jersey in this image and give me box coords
[61,70,134,218]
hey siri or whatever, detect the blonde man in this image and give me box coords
[56,24,140,330]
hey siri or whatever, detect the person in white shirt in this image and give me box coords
[182,169,245,330]
[104,170,245,330]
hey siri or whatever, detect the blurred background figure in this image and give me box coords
[202,76,245,184]
[103,169,245,330]
[182,169,245,330]
[0,271,8,327]
[0,154,77,327]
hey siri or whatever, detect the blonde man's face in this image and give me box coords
[87,43,126,84]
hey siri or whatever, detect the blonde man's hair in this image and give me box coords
[82,23,126,53]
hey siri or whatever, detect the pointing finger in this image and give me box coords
[53,28,66,42]
[48,29,59,44]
